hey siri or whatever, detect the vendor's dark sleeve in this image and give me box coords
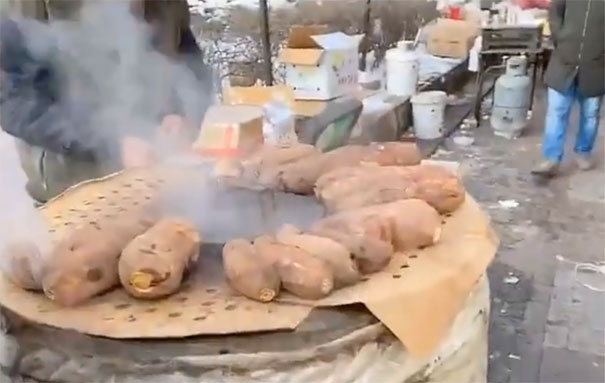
[0,18,113,160]
[0,77,105,160]
[548,0,566,46]
[177,27,213,127]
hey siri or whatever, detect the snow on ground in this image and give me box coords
[188,0,297,19]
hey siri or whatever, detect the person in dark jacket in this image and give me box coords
[0,0,211,202]
[532,0,605,176]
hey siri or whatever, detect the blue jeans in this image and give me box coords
[543,83,603,163]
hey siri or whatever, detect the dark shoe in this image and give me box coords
[575,154,594,171]
[531,160,559,177]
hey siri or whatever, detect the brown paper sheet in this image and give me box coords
[0,165,497,356]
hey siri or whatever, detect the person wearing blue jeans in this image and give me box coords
[540,81,603,170]
[532,0,605,177]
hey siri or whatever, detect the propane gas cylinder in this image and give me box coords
[490,56,531,139]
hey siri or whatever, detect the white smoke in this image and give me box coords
[0,131,52,276]
[12,1,212,165]
[0,2,213,265]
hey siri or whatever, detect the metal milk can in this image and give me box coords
[490,56,531,139]
[386,41,419,98]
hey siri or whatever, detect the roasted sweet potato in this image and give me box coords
[222,238,280,302]
[311,199,441,271]
[243,144,319,173]
[253,236,334,299]
[240,144,319,187]
[325,181,418,213]
[42,207,158,306]
[396,165,466,214]
[316,164,465,214]
[361,142,422,166]
[119,219,201,299]
[276,143,422,194]
[311,213,395,274]
[314,165,377,199]
[310,227,394,274]
[1,240,45,290]
[276,224,360,287]
[373,199,442,250]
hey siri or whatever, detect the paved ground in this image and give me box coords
[435,87,605,383]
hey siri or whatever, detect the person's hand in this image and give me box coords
[121,136,156,169]
[156,114,193,156]
[158,114,189,136]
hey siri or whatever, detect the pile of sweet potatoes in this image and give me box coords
[315,163,466,214]
[224,142,467,302]
[238,142,422,193]
[2,142,467,306]
[223,198,443,301]
[237,143,465,215]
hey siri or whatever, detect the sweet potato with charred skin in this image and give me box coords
[311,199,441,271]
[276,143,421,195]
[316,164,465,214]
[362,142,422,166]
[315,165,393,204]
[314,165,376,198]
[222,239,280,302]
[395,165,466,214]
[276,224,360,287]
[310,214,395,274]
[326,181,418,213]
[375,199,442,250]
[119,219,201,299]
[310,227,394,274]
[323,199,441,251]
[1,240,45,290]
[42,207,158,306]
[253,236,334,300]
[242,144,319,183]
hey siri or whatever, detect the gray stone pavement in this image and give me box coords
[435,87,605,383]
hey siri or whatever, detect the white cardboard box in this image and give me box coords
[279,25,363,101]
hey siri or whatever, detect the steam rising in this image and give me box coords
[0,3,212,264]
[8,1,212,164]
[0,1,320,275]
[0,131,52,276]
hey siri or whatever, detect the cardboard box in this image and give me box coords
[193,105,263,157]
[427,19,479,58]
[279,25,363,101]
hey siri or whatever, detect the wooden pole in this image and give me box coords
[359,0,372,72]
[259,0,273,85]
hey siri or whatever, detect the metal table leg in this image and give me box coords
[474,55,485,125]
[529,53,539,111]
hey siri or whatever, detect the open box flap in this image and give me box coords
[279,48,324,66]
[286,25,329,48]
[310,32,365,50]
[223,85,295,108]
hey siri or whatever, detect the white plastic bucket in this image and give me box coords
[411,90,447,139]
[386,44,419,97]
